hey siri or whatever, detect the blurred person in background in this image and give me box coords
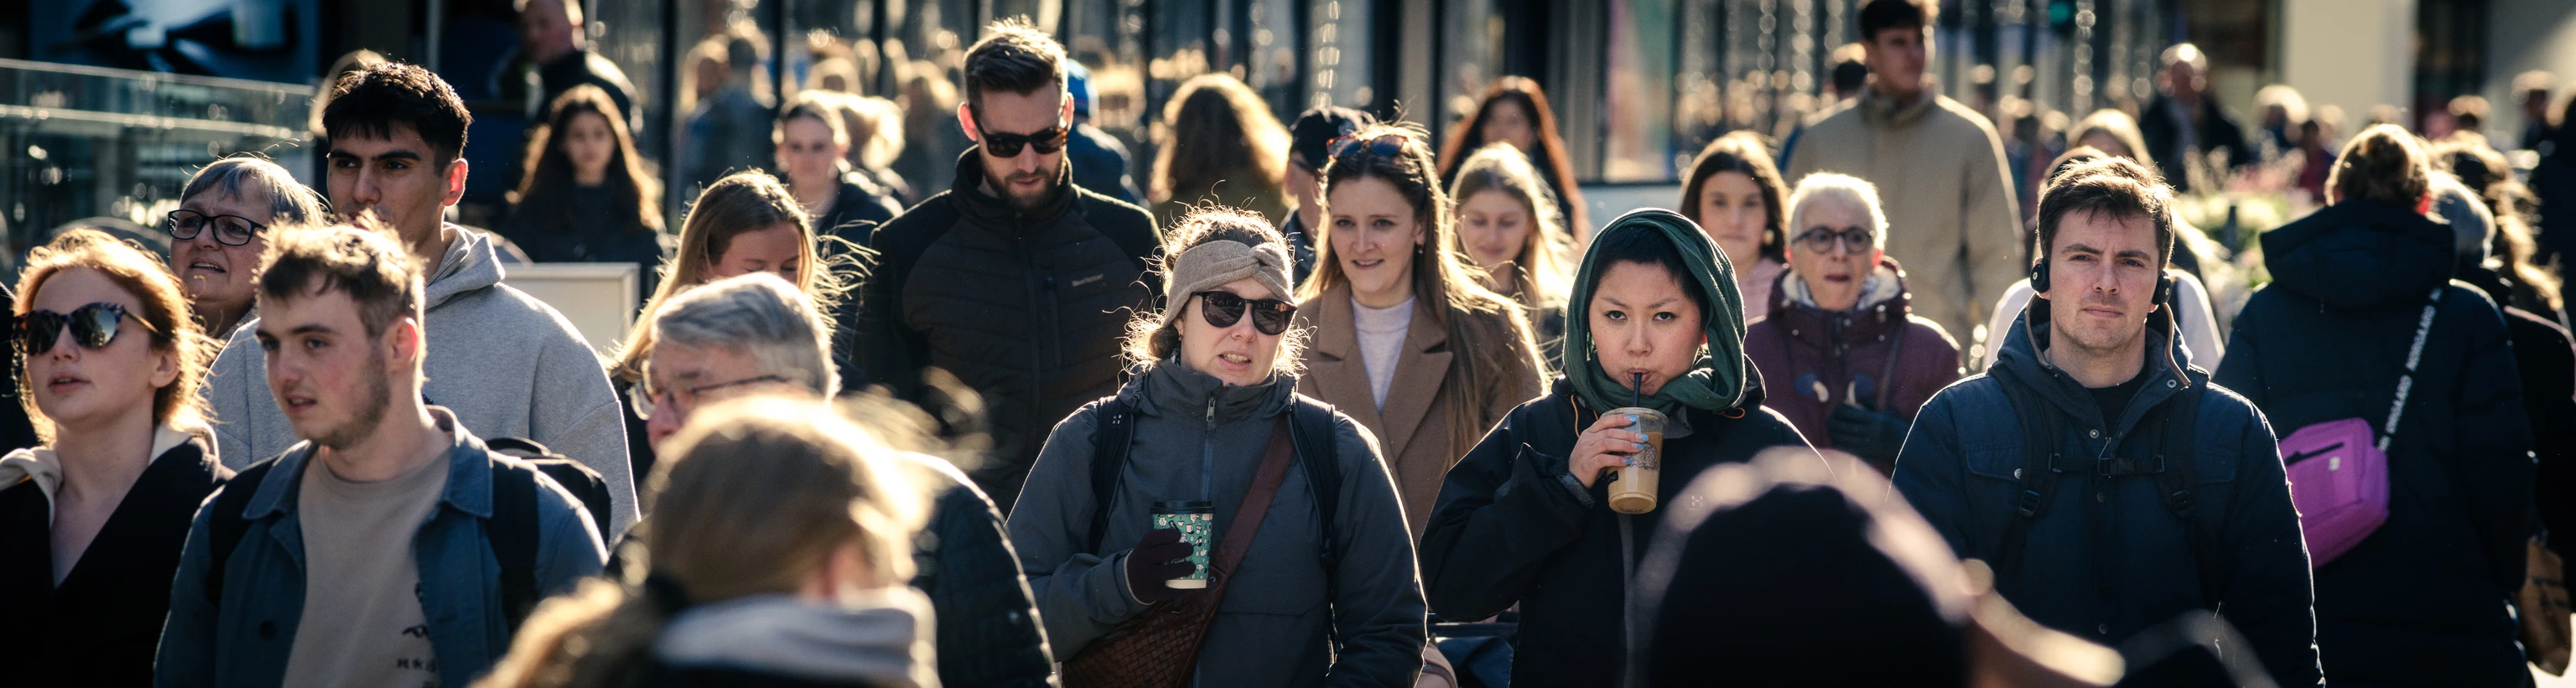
[1439,77,1589,241]
[2254,85,2310,163]
[0,230,226,688]
[1787,0,2020,355]
[1064,59,1143,205]
[516,0,637,132]
[1294,126,1545,540]
[207,61,638,537]
[856,20,1161,511]
[169,156,328,340]
[2446,96,2492,146]
[2441,137,2566,325]
[1282,106,1376,282]
[1745,173,1960,474]
[892,60,972,203]
[1679,132,1790,322]
[1898,157,2318,687]
[836,94,917,205]
[612,273,1053,688]
[2138,44,2252,192]
[1420,210,1815,688]
[2533,96,2576,272]
[2218,125,2531,687]
[2065,108,2236,286]
[683,28,778,198]
[2517,70,2558,152]
[775,92,902,247]
[1009,208,1428,687]
[502,85,670,308]
[478,396,937,688]
[1451,142,1574,373]
[1151,73,1291,228]
[610,171,827,481]
[2296,107,2344,203]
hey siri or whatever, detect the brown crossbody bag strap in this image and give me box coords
[1062,416,1299,688]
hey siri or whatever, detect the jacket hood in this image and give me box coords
[655,589,938,688]
[426,225,506,311]
[0,422,210,524]
[2261,199,2456,311]
[1123,357,1296,425]
[1564,209,1750,416]
[948,146,1075,232]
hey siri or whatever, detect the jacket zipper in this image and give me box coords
[1022,244,1046,446]
[1200,393,1218,499]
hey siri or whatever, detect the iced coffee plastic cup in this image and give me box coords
[1604,408,1665,514]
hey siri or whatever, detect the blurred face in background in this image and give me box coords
[2078,131,2132,159]
[1696,172,1768,268]
[1456,189,1534,277]
[1326,175,1426,308]
[1784,199,1884,313]
[776,115,847,194]
[1864,27,1929,100]
[1480,99,1538,157]
[563,111,616,185]
[711,224,804,284]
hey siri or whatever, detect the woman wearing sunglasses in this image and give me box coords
[0,230,225,687]
[1294,125,1545,541]
[1008,207,1429,687]
[1742,173,1962,475]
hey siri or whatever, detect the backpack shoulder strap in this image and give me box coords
[2151,379,2220,608]
[1288,396,1343,571]
[1084,397,1139,553]
[202,459,278,602]
[1992,376,2064,582]
[488,456,543,631]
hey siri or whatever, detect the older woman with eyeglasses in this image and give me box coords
[164,157,327,339]
[1742,173,1962,474]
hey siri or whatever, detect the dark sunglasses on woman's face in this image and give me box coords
[167,210,267,247]
[1327,134,1410,161]
[1195,291,1296,335]
[1793,225,1876,255]
[975,116,1071,158]
[19,303,153,354]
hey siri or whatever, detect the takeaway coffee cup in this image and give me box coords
[1150,500,1214,588]
[1604,408,1665,514]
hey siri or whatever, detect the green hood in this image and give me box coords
[1562,209,1750,415]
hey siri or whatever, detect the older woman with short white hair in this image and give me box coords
[1743,173,1964,473]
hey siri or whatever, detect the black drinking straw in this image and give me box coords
[1631,372,1644,408]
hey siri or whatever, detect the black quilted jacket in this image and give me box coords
[901,453,1057,688]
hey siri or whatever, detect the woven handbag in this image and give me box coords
[1061,416,1297,688]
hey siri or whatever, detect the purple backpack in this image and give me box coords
[2282,288,2442,567]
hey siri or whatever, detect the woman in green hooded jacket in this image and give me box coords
[1419,209,1817,688]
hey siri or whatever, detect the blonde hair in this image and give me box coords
[475,396,927,688]
[13,230,218,442]
[1448,142,1573,313]
[611,171,834,382]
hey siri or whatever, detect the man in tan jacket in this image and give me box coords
[1786,0,2021,357]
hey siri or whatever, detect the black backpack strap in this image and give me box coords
[1992,377,2064,582]
[202,460,278,603]
[488,457,544,631]
[2150,379,2220,608]
[1084,398,1139,553]
[1288,396,1343,572]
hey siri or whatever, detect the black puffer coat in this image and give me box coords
[856,148,1160,510]
[2215,199,2536,687]
[897,454,1055,688]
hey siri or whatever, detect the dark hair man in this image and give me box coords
[517,0,638,131]
[1785,0,2022,357]
[1891,158,2319,686]
[159,222,607,688]
[2137,43,2254,193]
[855,18,1161,511]
[204,62,638,539]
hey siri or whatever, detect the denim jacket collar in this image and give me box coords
[238,406,492,521]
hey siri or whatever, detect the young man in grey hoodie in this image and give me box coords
[202,62,637,538]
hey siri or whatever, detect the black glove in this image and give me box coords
[1827,404,1911,464]
[1123,528,1199,603]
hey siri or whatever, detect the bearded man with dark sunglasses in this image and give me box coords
[856,18,1161,524]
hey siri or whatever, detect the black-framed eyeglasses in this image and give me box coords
[166,210,267,246]
[632,374,792,420]
[1327,134,1409,161]
[19,303,154,355]
[1792,225,1876,255]
[974,115,1071,158]
[1193,291,1296,336]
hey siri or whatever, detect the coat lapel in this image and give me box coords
[1376,297,1452,462]
[1296,284,1386,434]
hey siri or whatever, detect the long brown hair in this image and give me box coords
[1306,124,1541,458]
[13,230,217,442]
[610,172,826,382]
[1438,76,1587,234]
[1677,131,1789,263]
[1150,74,1289,206]
[510,85,664,235]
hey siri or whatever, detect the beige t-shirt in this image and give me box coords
[282,448,450,688]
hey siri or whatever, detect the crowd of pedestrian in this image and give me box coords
[13,0,2576,685]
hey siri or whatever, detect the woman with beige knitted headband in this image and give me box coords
[1006,206,1431,686]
